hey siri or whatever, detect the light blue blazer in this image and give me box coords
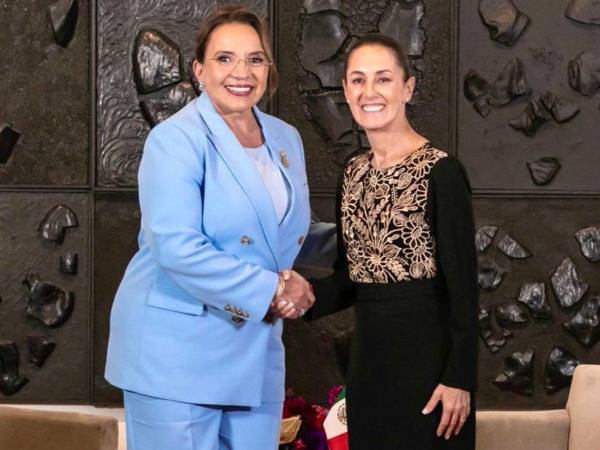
[105,93,315,407]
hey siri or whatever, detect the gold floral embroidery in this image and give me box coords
[341,144,447,283]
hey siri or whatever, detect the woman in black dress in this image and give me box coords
[305,34,479,449]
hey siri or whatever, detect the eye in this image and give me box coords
[215,55,233,64]
[351,78,364,84]
[248,56,267,66]
[377,77,391,83]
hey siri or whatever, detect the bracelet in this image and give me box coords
[275,273,286,298]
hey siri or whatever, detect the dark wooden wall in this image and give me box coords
[0,0,598,408]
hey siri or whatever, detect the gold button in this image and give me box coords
[232,316,245,323]
[240,236,252,245]
[298,236,305,246]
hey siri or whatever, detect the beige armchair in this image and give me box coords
[0,406,118,450]
[476,364,600,450]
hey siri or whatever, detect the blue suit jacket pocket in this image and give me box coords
[146,283,206,316]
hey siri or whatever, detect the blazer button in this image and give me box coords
[298,236,305,246]
[232,316,245,323]
[240,236,252,245]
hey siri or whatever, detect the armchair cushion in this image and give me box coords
[476,410,569,450]
[566,364,600,450]
[0,406,118,450]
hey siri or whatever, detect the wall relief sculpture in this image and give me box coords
[38,205,78,244]
[0,0,88,186]
[97,0,268,187]
[23,274,75,328]
[478,0,530,47]
[59,253,78,275]
[458,0,600,193]
[0,124,20,165]
[574,226,600,262]
[545,345,579,394]
[526,157,561,186]
[493,348,535,396]
[0,342,29,396]
[49,0,79,47]
[297,0,426,164]
[563,297,600,348]
[478,258,506,290]
[0,194,88,398]
[517,282,552,320]
[551,257,588,309]
[496,234,531,259]
[565,0,600,25]
[473,199,600,406]
[27,336,56,369]
[479,306,513,353]
[495,302,530,327]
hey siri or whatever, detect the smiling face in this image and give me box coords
[343,44,415,132]
[193,22,269,116]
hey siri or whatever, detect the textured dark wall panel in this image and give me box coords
[0,193,89,401]
[0,0,89,186]
[93,194,139,404]
[277,0,453,195]
[458,0,600,193]
[96,0,268,187]
[473,198,600,407]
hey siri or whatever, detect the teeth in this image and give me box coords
[362,104,384,112]
[226,86,252,94]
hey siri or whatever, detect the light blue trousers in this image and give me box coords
[124,391,283,450]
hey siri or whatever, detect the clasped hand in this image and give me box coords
[269,270,314,320]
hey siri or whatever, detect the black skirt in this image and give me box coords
[346,278,475,450]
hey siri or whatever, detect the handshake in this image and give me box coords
[267,270,315,321]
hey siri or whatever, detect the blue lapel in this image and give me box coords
[195,93,284,269]
[257,116,297,226]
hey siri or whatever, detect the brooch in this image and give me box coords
[280,151,289,168]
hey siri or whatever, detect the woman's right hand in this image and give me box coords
[270,270,315,319]
[422,383,471,440]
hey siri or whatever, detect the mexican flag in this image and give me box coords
[324,389,348,450]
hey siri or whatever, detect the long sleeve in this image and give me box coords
[305,175,357,320]
[427,156,479,391]
[294,214,338,270]
[138,122,278,323]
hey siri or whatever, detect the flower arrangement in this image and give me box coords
[279,385,344,450]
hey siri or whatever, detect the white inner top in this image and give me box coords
[244,144,290,223]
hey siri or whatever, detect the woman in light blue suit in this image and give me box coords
[105,7,330,450]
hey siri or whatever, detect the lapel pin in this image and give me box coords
[280,151,289,168]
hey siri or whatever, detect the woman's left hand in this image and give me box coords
[422,383,470,439]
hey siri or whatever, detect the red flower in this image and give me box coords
[328,385,344,407]
[283,394,314,420]
[313,405,328,431]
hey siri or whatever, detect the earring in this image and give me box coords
[198,80,205,91]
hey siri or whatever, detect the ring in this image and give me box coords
[298,308,306,317]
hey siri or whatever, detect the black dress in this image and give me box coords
[309,144,478,450]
